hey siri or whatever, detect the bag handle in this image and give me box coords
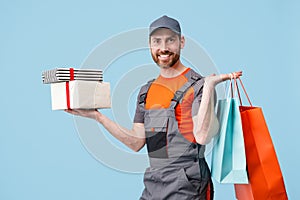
[234,77,253,107]
[225,76,234,100]
[226,76,237,99]
[227,74,238,99]
[234,78,242,105]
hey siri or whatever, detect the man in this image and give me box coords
[66,15,241,199]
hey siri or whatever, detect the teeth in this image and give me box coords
[159,55,169,58]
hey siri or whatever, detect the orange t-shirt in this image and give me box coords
[144,68,199,143]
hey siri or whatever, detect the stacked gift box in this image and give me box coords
[42,68,111,110]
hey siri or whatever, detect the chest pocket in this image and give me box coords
[144,113,169,159]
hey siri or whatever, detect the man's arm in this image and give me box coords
[65,109,146,152]
[192,80,219,145]
[193,72,242,144]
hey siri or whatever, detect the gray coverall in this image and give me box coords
[137,69,214,200]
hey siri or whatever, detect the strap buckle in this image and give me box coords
[191,75,201,81]
[171,91,184,102]
[139,93,147,104]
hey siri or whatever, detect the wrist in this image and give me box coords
[95,111,104,124]
[221,74,231,81]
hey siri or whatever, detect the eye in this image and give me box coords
[151,39,160,45]
[168,38,175,43]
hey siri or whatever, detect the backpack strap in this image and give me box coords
[138,78,155,107]
[170,69,204,109]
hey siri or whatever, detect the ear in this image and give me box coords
[180,35,185,49]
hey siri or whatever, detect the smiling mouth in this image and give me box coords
[158,54,172,61]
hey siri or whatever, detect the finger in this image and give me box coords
[235,71,243,78]
[232,71,242,78]
[65,109,79,115]
[65,109,72,113]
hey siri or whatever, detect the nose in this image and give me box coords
[160,41,169,52]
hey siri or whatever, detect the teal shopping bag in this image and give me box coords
[211,86,248,184]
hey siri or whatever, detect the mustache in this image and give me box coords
[157,51,175,56]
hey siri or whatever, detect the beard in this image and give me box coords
[151,50,180,69]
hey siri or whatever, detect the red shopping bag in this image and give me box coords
[233,78,288,200]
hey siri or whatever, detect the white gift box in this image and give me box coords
[50,80,111,110]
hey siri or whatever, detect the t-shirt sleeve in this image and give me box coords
[133,88,145,123]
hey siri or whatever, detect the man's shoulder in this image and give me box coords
[138,78,156,95]
[186,68,203,80]
[141,78,155,88]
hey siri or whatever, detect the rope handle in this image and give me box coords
[227,73,238,100]
[226,72,252,107]
[235,77,253,107]
[226,76,233,99]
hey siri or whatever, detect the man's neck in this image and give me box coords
[160,60,187,78]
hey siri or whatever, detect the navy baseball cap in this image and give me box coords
[149,15,181,36]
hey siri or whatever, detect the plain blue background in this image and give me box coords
[1,0,299,199]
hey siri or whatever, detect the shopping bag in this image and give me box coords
[234,78,288,200]
[211,80,248,184]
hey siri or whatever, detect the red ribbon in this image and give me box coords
[66,68,74,109]
[66,81,70,109]
[70,68,74,81]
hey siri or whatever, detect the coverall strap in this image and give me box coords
[170,69,204,109]
[138,79,155,106]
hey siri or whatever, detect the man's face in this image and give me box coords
[149,28,184,69]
